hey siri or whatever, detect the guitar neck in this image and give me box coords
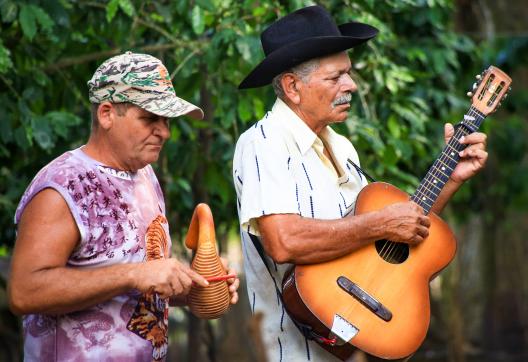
[410,106,486,214]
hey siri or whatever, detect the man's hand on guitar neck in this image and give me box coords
[444,122,488,184]
[430,123,488,214]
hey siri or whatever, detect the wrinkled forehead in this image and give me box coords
[316,52,352,73]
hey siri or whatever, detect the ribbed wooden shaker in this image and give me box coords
[185,203,230,319]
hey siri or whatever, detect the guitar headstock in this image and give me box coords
[468,66,512,115]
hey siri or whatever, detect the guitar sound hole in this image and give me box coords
[375,240,409,264]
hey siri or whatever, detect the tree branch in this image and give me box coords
[43,43,180,72]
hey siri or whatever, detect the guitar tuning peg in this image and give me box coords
[466,91,473,97]
[472,82,478,91]
[476,74,482,80]
[503,93,508,99]
[509,86,512,91]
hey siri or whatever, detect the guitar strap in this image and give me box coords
[347,158,376,183]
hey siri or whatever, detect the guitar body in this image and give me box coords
[282,182,457,360]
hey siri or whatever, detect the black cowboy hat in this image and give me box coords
[238,5,378,89]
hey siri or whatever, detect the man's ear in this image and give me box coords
[97,102,115,130]
[281,73,301,105]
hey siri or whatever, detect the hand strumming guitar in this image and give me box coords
[374,201,431,245]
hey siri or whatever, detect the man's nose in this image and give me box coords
[341,73,357,93]
[155,119,170,140]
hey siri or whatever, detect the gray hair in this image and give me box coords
[272,58,320,99]
[90,102,133,130]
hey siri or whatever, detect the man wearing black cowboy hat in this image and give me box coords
[233,5,488,361]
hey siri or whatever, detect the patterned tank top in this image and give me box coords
[15,147,172,361]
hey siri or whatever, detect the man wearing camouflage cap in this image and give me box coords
[8,52,239,361]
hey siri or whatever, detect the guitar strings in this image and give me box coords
[342,72,508,326]
[339,107,485,322]
[380,113,472,286]
[413,106,482,213]
[380,106,483,263]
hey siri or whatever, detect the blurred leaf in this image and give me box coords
[176,178,192,193]
[0,0,17,23]
[13,126,31,150]
[31,115,54,149]
[32,5,54,33]
[235,38,252,62]
[253,98,265,119]
[237,97,252,122]
[382,144,398,166]
[19,4,37,40]
[118,0,135,17]
[191,6,205,35]
[387,115,401,138]
[46,111,82,139]
[0,244,8,257]
[0,40,13,74]
[0,111,12,144]
[106,0,120,22]
[196,0,215,12]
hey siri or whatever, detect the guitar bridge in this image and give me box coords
[337,276,392,322]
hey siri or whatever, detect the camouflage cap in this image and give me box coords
[87,51,204,119]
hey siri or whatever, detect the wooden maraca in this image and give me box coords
[185,203,231,319]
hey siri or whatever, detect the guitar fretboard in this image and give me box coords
[410,106,486,214]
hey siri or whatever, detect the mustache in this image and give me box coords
[332,93,352,108]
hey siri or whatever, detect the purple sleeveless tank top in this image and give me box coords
[15,147,172,361]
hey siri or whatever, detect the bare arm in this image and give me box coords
[257,201,430,265]
[8,188,208,316]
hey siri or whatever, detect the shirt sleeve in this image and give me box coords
[236,136,299,234]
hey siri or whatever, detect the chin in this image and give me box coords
[146,155,160,165]
[329,107,349,122]
[137,155,160,169]
[329,114,348,124]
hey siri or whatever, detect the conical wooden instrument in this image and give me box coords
[185,203,231,319]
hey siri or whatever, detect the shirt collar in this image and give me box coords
[270,98,345,159]
[271,98,317,155]
[319,126,342,156]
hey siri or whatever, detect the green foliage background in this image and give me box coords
[1,0,527,359]
[0,0,488,247]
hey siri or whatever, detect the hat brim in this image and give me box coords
[238,22,378,89]
[133,94,204,120]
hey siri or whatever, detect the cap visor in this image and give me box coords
[137,94,204,120]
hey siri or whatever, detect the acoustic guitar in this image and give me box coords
[281,66,512,360]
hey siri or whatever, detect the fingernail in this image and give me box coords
[459,136,465,142]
